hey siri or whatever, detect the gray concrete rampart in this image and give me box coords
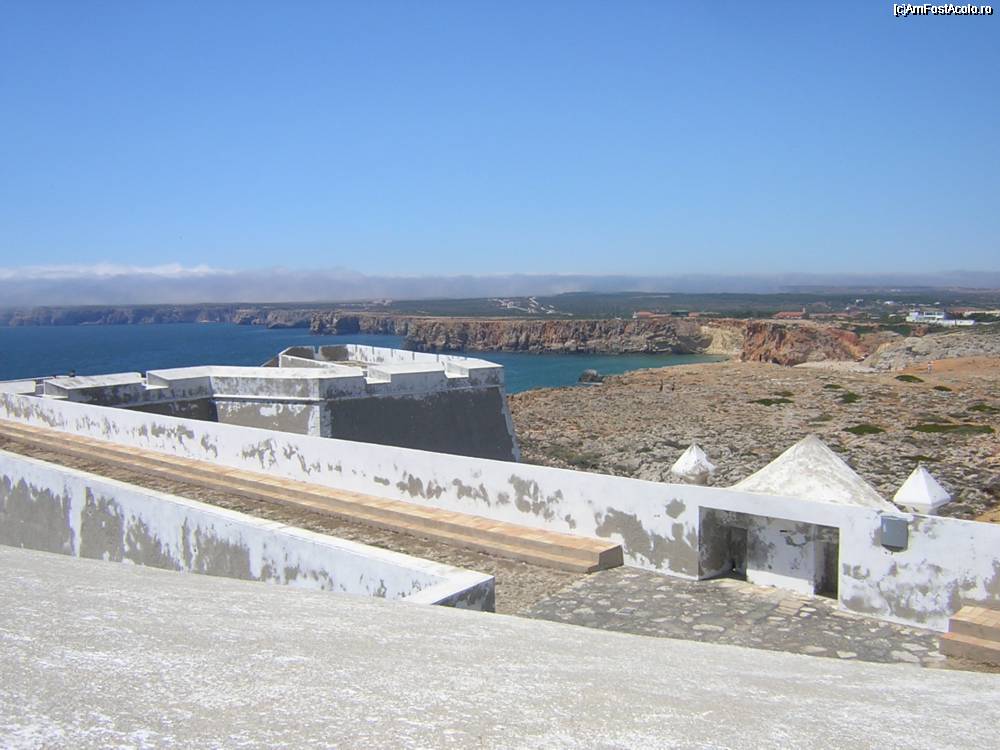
[0,449,494,610]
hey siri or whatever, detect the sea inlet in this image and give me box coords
[0,323,724,393]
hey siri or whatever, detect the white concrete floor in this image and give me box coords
[2,545,998,749]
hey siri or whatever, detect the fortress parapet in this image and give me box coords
[11,345,519,462]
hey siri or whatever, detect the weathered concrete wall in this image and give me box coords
[215,399,320,435]
[129,397,218,421]
[0,449,494,610]
[0,380,37,395]
[0,390,708,578]
[327,388,517,461]
[746,517,817,596]
[4,392,1000,629]
[21,347,521,461]
[838,509,1000,630]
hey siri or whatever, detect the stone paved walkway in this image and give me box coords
[519,567,947,668]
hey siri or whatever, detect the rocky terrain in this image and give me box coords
[863,326,1000,370]
[509,358,1000,521]
[741,320,891,366]
[308,312,408,335]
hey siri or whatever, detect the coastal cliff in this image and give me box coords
[308,313,408,336]
[739,321,871,366]
[0,305,241,327]
[395,316,880,365]
[0,304,932,367]
[399,317,728,354]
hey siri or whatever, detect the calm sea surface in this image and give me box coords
[0,324,724,394]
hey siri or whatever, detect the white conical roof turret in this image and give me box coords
[893,465,951,515]
[731,435,894,511]
[670,443,716,485]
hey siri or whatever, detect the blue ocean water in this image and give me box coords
[0,324,724,394]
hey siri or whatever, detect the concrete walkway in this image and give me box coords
[521,567,946,667]
[3,546,999,749]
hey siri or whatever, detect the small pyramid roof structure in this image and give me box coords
[893,465,951,513]
[731,435,894,511]
[670,443,716,479]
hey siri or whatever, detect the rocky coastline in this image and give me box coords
[3,304,997,371]
[398,317,740,355]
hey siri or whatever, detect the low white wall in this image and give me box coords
[0,380,38,396]
[40,360,502,406]
[839,509,1000,630]
[1,389,711,578]
[0,449,493,610]
[4,392,1000,629]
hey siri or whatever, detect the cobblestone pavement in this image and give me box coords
[519,567,948,668]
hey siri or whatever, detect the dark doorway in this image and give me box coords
[816,539,840,598]
[725,526,748,580]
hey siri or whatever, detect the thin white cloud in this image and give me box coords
[0,263,226,280]
[0,264,997,307]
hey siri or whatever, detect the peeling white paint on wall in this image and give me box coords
[3,392,1000,630]
[36,344,507,404]
[746,517,817,596]
[12,344,521,461]
[838,509,1000,630]
[0,449,494,610]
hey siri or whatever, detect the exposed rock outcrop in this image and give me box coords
[701,322,746,356]
[399,317,884,365]
[308,313,408,336]
[232,308,313,328]
[864,327,1000,371]
[739,321,872,366]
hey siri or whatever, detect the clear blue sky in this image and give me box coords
[1,1,997,277]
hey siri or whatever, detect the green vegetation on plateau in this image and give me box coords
[911,423,994,436]
[844,424,885,436]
